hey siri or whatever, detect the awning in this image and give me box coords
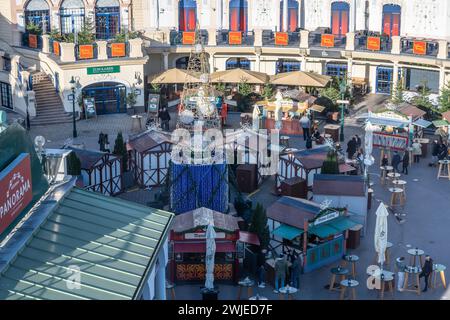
[272,224,304,240]
[433,120,450,127]
[239,231,260,246]
[308,217,358,238]
[308,223,338,238]
[174,242,236,253]
[330,217,359,233]
[309,104,326,113]
[413,119,432,128]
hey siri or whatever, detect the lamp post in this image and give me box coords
[22,83,30,130]
[69,76,78,138]
[339,79,346,142]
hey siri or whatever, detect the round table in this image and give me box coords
[343,254,359,278]
[249,294,268,300]
[237,279,254,300]
[340,279,359,300]
[280,136,290,148]
[329,267,349,291]
[403,266,422,295]
[373,270,395,299]
[407,248,425,268]
[432,264,447,289]
[380,166,393,184]
[389,187,405,206]
[279,286,298,300]
[387,172,401,179]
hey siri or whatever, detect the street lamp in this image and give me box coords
[69,76,78,138]
[22,83,30,130]
[339,79,346,142]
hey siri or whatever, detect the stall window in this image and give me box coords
[24,0,50,33]
[280,0,299,32]
[326,63,347,80]
[179,0,197,31]
[382,4,401,37]
[276,59,301,74]
[95,0,120,39]
[330,1,349,37]
[60,0,85,34]
[229,0,248,32]
[226,57,250,70]
[0,82,13,109]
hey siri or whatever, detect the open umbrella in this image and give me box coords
[374,202,389,267]
[270,71,331,88]
[210,68,268,84]
[205,222,216,290]
[147,68,201,84]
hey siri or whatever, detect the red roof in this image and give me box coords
[127,130,172,153]
[238,231,260,246]
[173,242,236,253]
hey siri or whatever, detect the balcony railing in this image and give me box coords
[21,32,43,50]
[216,30,254,46]
[170,30,209,45]
[75,43,98,61]
[400,38,439,57]
[354,32,392,53]
[262,30,300,47]
[308,29,346,49]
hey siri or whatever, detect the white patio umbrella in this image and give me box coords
[204,222,216,290]
[374,202,389,267]
[252,104,261,130]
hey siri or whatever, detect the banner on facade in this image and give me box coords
[373,132,408,151]
[78,44,94,59]
[111,43,126,57]
[53,41,60,56]
[182,32,196,45]
[321,34,335,47]
[367,36,381,51]
[413,41,427,55]
[275,32,289,46]
[28,34,38,49]
[0,153,32,235]
[229,31,242,45]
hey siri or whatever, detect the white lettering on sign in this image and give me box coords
[185,232,226,239]
[313,211,340,226]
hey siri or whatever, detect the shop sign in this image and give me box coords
[53,41,60,56]
[87,65,120,75]
[367,36,381,51]
[229,31,242,45]
[373,132,408,150]
[309,49,342,58]
[111,43,126,57]
[321,34,335,48]
[185,232,226,239]
[0,153,32,235]
[147,94,160,113]
[275,32,289,46]
[28,34,38,49]
[313,211,339,226]
[78,44,94,59]
[413,41,427,55]
[182,32,196,45]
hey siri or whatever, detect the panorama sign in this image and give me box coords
[0,153,32,235]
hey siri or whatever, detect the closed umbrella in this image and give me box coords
[252,104,261,130]
[205,222,216,290]
[363,121,380,177]
[374,202,389,266]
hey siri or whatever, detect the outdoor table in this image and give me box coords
[380,166,393,185]
[343,254,359,278]
[237,278,254,300]
[131,115,143,132]
[280,136,290,148]
[437,160,450,180]
[329,266,349,291]
[403,266,421,295]
[432,264,447,289]
[279,286,298,300]
[339,279,358,300]
[407,248,425,268]
[392,180,407,200]
[166,281,176,300]
[389,187,405,206]
[387,172,401,179]
[373,270,395,299]
[249,294,268,300]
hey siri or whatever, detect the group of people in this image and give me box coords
[273,251,304,293]
[396,255,434,292]
[430,139,449,166]
[385,150,410,175]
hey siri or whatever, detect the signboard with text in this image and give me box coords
[78,44,94,59]
[182,32,196,45]
[321,34,335,47]
[312,211,340,226]
[413,41,427,55]
[275,32,289,46]
[184,232,226,240]
[373,132,408,151]
[0,153,32,235]
[229,31,242,45]
[87,65,120,75]
[367,36,381,51]
[147,93,160,113]
[111,43,126,57]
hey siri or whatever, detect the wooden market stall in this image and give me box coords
[67,147,123,196]
[127,129,173,188]
[267,197,359,273]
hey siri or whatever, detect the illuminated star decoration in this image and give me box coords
[319,199,332,211]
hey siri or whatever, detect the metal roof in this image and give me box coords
[0,188,173,300]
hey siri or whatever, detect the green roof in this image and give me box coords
[272,224,304,240]
[433,120,449,127]
[308,217,358,238]
[0,188,173,300]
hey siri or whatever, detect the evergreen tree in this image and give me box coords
[391,78,404,106]
[113,132,128,172]
[77,17,95,45]
[249,203,270,249]
[262,82,274,100]
[67,152,81,176]
[321,150,340,174]
[438,80,450,113]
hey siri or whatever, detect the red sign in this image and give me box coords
[275,32,289,46]
[229,31,242,45]
[28,34,37,49]
[53,41,60,56]
[367,36,381,51]
[78,44,94,59]
[0,153,32,235]
[321,34,335,47]
[111,42,126,57]
[182,32,196,45]
[413,41,427,55]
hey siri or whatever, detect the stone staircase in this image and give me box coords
[31,72,73,126]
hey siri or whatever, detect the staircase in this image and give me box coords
[31,72,73,126]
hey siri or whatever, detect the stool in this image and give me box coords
[377,273,395,300]
[165,281,176,300]
[280,136,290,148]
[278,286,297,300]
[339,279,358,300]
[432,264,447,289]
[237,279,254,300]
[437,160,450,180]
[329,267,349,291]
[380,166,393,185]
[131,115,143,132]
[342,255,359,278]
[403,267,421,295]
[389,187,404,206]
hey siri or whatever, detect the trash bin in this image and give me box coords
[347,224,363,249]
[201,288,219,300]
[367,188,373,210]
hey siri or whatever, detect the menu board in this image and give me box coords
[229,31,242,45]
[373,132,408,151]
[83,98,97,119]
[28,34,38,49]
[148,94,160,113]
[78,45,94,59]
[182,32,196,45]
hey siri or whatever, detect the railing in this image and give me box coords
[400,38,439,57]
[354,33,392,53]
[262,30,300,47]
[308,30,346,49]
[75,43,98,61]
[216,30,255,46]
[107,41,129,58]
[170,30,209,45]
[21,32,43,50]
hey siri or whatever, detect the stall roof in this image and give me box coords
[238,231,260,246]
[273,224,304,240]
[0,188,174,300]
[313,174,366,197]
[413,119,432,128]
[397,103,426,120]
[67,147,113,169]
[286,146,330,170]
[267,197,321,229]
[171,207,239,233]
[127,129,172,153]
[308,217,358,238]
[433,120,449,128]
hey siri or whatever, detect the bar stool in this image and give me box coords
[340,279,358,300]
[432,264,447,289]
[279,285,297,300]
[342,254,359,278]
[329,266,349,291]
[165,281,176,300]
[380,166,393,185]
[389,187,405,207]
[437,160,450,180]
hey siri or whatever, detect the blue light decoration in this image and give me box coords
[170,162,229,214]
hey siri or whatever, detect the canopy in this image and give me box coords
[308,217,358,238]
[270,71,331,87]
[412,119,432,128]
[147,68,201,84]
[273,224,304,240]
[309,104,326,113]
[210,68,269,84]
[433,120,449,128]
[374,202,389,265]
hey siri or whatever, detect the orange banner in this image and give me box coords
[275,32,289,46]
[229,31,242,45]
[321,34,335,47]
[78,44,94,59]
[367,36,381,51]
[111,43,126,57]
[413,41,427,55]
[28,34,37,49]
[182,32,196,45]
[53,41,60,56]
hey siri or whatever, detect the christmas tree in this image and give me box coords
[113,132,128,172]
[249,203,270,249]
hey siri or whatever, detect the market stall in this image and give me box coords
[267,197,359,273]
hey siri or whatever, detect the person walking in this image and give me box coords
[430,140,440,167]
[290,253,301,289]
[419,255,433,292]
[412,139,422,163]
[299,114,311,141]
[391,151,402,172]
[274,254,288,293]
[158,107,171,131]
[346,137,357,159]
[356,148,365,175]
[396,257,407,292]
[401,150,409,175]
[257,249,267,288]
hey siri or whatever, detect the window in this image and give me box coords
[95,0,120,39]
[276,59,300,74]
[280,0,299,32]
[331,1,349,37]
[226,58,250,70]
[179,0,197,31]
[376,67,393,94]
[229,0,248,32]
[382,4,401,37]
[24,0,50,33]
[60,0,85,34]
[0,82,13,109]
[3,56,11,72]
[326,63,347,80]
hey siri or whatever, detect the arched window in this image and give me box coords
[229,0,248,32]
[276,59,300,74]
[24,0,50,33]
[382,4,401,37]
[95,0,120,39]
[60,0,85,34]
[226,58,250,70]
[179,0,197,32]
[331,1,349,37]
[280,0,299,32]
[176,56,190,69]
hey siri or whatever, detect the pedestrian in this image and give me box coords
[391,151,402,172]
[381,154,389,167]
[355,134,361,149]
[158,107,171,131]
[396,257,407,292]
[356,148,364,175]
[430,140,440,167]
[98,132,105,152]
[299,114,311,141]
[346,137,357,159]
[412,139,422,163]
[257,249,267,288]
[290,253,301,289]
[401,150,409,175]
[274,253,288,293]
[419,255,433,292]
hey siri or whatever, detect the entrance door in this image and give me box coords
[376,67,393,94]
[83,83,126,114]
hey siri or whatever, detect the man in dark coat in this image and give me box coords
[346,137,357,159]
[158,107,171,131]
[256,249,267,288]
[419,255,433,292]
[401,151,409,175]
[430,140,440,167]
[391,151,402,172]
